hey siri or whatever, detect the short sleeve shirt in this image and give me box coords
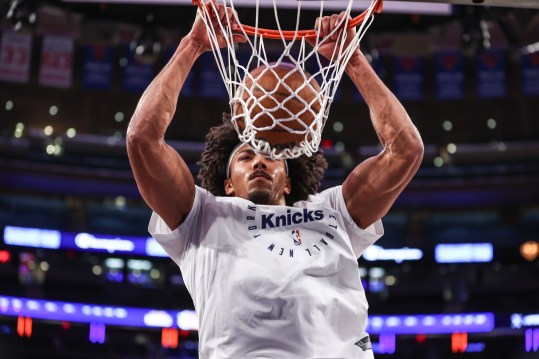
[149,185,383,358]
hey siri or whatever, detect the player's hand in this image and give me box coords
[307,12,360,62]
[187,0,247,53]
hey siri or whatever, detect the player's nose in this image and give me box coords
[252,154,269,169]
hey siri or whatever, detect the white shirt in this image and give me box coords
[149,185,383,358]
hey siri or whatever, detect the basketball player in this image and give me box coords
[127,1,423,358]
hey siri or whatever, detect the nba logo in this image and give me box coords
[292,230,302,246]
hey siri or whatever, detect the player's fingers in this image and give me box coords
[217,4,226,22]
[206,0,225,22]
[211,7,239,31]
[321,16,330,37]
[330,14,339,30]
[330,14,339,40]
[226,7,238,30]
[335,13,348,41]
[344,13,355,37]
[204,0,218,19]
[209,5,229,29]
[336,12,346,28]
[232,34,247,43]
[314,17,321,37]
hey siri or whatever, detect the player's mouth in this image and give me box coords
[249,171,272,181]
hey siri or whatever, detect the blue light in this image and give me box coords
[146,237,168,257]
[527,329,539,352]
[0,295,496,335]
[366,313,494,334]
[0,295,198,330]
[512,313,539,328]
[363,245,423,263]
[526,329,533,352]
[143,310,174,327]
[371,342,382,354]
[74,233,135,253]
[4,226,61,249]
[90,322,106,344]
[3,226,167,258]
[466,343,485,353]
[380,334,396,354]
[106,271,124,283]
[435,243,493,263]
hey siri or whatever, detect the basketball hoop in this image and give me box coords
[193,0,384,159]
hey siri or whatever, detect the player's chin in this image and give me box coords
[247,189,273,205]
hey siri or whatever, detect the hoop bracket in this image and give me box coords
[192,0,383,39]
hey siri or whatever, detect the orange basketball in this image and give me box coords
[234,63,321,151]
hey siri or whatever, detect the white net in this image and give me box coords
[196,0,382,159]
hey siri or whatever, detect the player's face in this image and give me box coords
[224,144,291,205]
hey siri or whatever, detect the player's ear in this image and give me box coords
[224,178,235,196]
[284,176,291,195]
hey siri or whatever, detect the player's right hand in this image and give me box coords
[307,12,360,63]
[188,0,247,53]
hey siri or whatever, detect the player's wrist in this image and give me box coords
[346,51,367,72]
[182,33,207,58]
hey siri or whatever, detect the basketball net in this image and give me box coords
[194,0,383,159]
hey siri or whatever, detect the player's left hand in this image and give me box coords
[307,12,360,62]
[189,0,246,53]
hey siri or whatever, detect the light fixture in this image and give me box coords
[520,241,539,262]
[6,0,37,32]
[130,28,162,65]
[459,6,491,55]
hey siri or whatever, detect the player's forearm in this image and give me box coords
[127,35,204,142]
[345,52,421,152]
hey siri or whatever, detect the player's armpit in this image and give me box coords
[342,126,423,229]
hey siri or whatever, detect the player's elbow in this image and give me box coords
[127,126,152,153]
[127,130,162,166]
[407,132,424,163]
[394,126,424,163]
[127,116,162,151]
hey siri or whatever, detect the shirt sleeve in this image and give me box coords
[316,186,384,258]
[148,186,205,265]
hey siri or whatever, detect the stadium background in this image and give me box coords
[0,0,538,358]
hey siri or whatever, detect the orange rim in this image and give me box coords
[193,0,383,40]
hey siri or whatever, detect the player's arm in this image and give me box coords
[127,1,245,230]
[342,51,424,229]
[127,36,199,231]
[311,13,424,229]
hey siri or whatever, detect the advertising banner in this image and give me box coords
[39,35,74,88]
[0,32,32,83]
[522,52,539,96]
[123,46,154,93]
[435,51,464,100]
[82,44,113,90]
[394,56,424,101]
[476,49,506,98]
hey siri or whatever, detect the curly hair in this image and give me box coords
[197,114,328,206]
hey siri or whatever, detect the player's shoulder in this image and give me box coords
[195,185,252,208]
[293,185,342,208]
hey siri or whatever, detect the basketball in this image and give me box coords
[234,63,321,151]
